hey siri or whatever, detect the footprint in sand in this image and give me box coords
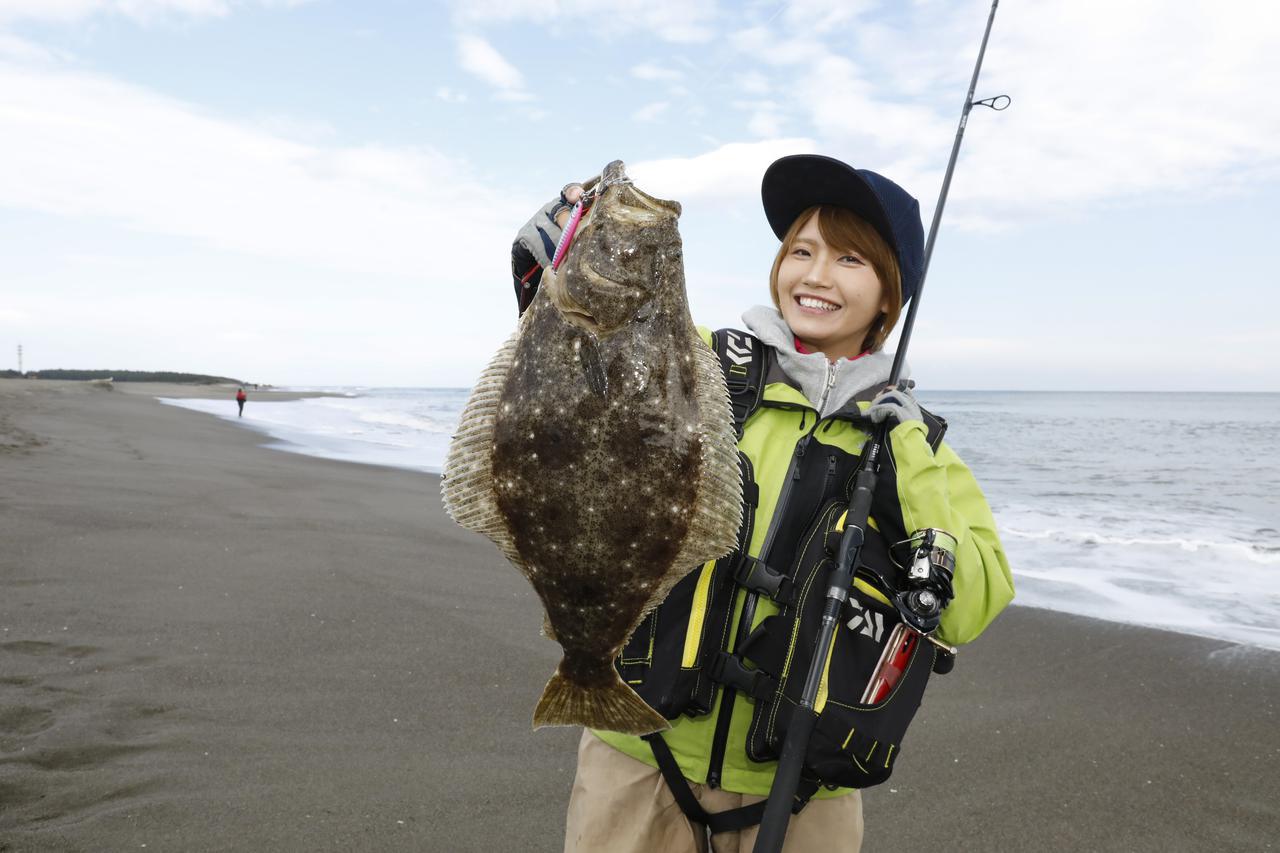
[0,638,181,835]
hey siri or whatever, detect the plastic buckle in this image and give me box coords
[733,556,793,605]
[708,652,777,701]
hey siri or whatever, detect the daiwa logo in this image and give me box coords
[725,332,752,366]
[846,602,885,643]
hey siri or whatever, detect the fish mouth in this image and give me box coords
[580,264,631,296]
[549,262,641,335]
[560,306,603,333]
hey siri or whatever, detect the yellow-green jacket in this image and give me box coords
[595,308,1015,797]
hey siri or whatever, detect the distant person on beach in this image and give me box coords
[511,181,586,315]
[531,156,1015,852]
[235,387,247,417]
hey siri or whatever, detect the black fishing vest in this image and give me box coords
[615,329,948,808]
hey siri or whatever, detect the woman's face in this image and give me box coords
[776,211,887,361]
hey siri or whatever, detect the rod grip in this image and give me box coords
[753,708,817,853]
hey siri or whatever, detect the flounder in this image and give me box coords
[441,161,742,735]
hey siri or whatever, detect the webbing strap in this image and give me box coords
[645,735,767,834]
[644,735,821,835]
[713,329,766,440]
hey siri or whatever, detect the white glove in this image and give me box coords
[866,383,922,427]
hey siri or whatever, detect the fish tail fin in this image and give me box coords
[533,669,669,736]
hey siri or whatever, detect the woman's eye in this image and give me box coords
[840,255,864,265]
[792,248,811,257]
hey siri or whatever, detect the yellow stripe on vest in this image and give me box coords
[682,561,716,668]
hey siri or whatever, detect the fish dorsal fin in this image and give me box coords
[440,328,522,565]
[644,333,744,612]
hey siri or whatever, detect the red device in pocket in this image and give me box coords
[860,624,919,705]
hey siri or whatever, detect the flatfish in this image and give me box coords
[442,161,742,735]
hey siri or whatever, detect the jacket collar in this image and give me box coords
[742,305,909,418]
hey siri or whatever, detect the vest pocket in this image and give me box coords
[615,556,738,720]
[740,499,937,789]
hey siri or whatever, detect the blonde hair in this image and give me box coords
[768,205,903,353]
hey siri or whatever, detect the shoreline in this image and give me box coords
[117,381,1280,654]
[2,381,1277,850]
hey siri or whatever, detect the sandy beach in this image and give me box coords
[1,379,1277,852]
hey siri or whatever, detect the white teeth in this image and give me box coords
[798,295,838,311]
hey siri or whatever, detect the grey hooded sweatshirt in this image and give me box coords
[742,305,907,418]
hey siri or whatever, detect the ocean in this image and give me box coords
[160,389,1280,652]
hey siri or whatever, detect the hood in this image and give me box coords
[742,305,909,418]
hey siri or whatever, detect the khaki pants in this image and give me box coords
[564,731,863,853]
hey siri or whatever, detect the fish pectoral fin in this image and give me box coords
[532,666,669,736]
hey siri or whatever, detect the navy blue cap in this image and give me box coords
[761,154,925,305]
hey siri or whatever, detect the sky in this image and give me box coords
[1,0,1277,391]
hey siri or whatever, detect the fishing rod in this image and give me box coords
[752,3,1009,850]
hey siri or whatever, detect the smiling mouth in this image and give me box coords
[796,294,841,312]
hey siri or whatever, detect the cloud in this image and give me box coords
[0,0,311,25]
[707,0,1280,228]
[435,85,468,103]
[455,33,528,100]
[0,32,63,61]
[735,98,784,138]
[735,71,770,96]
[778,0,877,34]
[631,101,669,122]
[448,0,719,44]
[631,138,817,205]
[631,62,683,82]
[0,61,527,279]
[946,0,1280,218]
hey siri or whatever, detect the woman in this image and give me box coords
[561,154,1015,852]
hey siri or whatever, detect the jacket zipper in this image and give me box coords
[706,415,819,789]
[815,362,840,415]
[823,453,838,491]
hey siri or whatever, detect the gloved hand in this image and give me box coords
[865,382,922,427]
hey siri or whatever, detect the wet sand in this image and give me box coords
[1,380,1277,851]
